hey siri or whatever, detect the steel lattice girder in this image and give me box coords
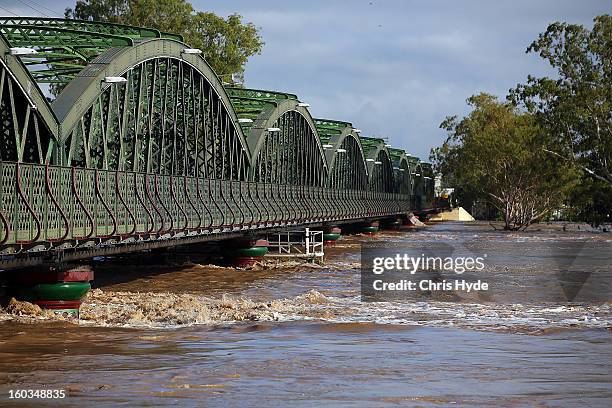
[314,118,351,135]
[0,17,180,39]
[388,147,412,195]
[359,136,394,193]
[0,18,180,86]
[232,96,328,187]
[314,118,368,190]
[51,41,251,182]
[51,39,250,156]
[0,34,59,161]
[0,25,133,84]
[0,58,54,163]
[225,87,298,101]
[0,17,426,188]
[226,88,330,188]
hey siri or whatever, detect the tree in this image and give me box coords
[431,93,577,230]
[186,12,264,84]
[65,0,130,22]
[567,177,612,227]
[509,15,611,186]
[65,0,264,83]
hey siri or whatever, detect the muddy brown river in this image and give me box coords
[0,222,610,407]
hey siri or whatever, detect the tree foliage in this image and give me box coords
[186,12,264,84]
[431,93,577,230]
[509,15,611,186]
[65,0,264,83]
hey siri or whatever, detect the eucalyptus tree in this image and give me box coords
[65,0,264,84]
[431,94,577,230]
[510,14,611,185]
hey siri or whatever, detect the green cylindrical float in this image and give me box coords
[14,282,91,301]
[8,267,94,317]
[228,239,269,267]
[360,221,379,235]
[232,246,269,257]
[323,225,342,246]
[323,232,341,246]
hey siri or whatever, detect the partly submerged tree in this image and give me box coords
[566,177,612,227]
[509,14,611,186]
[65,0,264,84]
[431,93,577,231]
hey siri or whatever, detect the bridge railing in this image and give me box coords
[0,161,414,248]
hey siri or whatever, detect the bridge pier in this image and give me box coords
[323,225,342,246]
[402,213,426,227]
[5,265,93,317]
[225,238,270,268]
[381,217,402,230]
[360,220,380,235]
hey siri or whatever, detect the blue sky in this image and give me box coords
[1,0,609,160]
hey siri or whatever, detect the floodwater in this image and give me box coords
[0,222,610,407]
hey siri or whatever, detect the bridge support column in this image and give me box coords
[360,220,380,235]
[403,213,426,227]
[7,265,93,317]
[323,225,342,246]
[381,217,402,230]
[226,238,270,268]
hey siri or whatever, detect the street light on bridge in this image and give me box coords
[8,47,37,56]
[103,76,127,84]
[181,48,202,55]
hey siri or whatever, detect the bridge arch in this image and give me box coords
[419,162,435,209]
[411,162,424,206]
[228,88,327,186]
[51,39,250,180]
[361,137,394,193]
[389,149,412,195]
[315,119,368,190]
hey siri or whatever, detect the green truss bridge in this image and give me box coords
[0,17,440,270]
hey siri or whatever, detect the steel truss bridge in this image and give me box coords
[0,17,438,269]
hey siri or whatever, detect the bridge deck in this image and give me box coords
[0,161,419,269]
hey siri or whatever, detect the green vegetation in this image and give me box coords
[432,94,577,230]
[432,15,611,229]
[65,0,264,84]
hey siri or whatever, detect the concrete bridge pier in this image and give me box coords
[360,220,380,235]
[225,238,270,268]
[381,217,402,230]
[401,213,426,227]
[323,225,342,246]
[5,265,94,317]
